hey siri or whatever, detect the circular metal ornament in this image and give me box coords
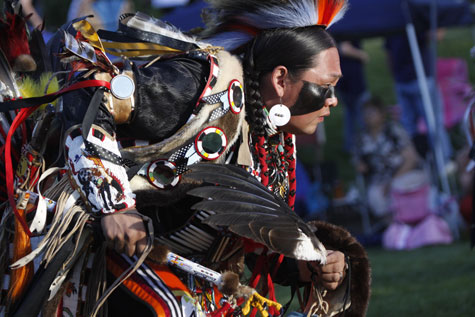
[228,79,244,114]
[110,74,135,100]
[147,159,180,189]
[268,103,291,127]
[194,126,227,160]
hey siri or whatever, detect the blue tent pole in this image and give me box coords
[402,0,451,196]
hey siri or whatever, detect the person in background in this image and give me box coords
[355,96,422,219]
[385,32,452,160]
[67,0,133,31]
[336,40,370,154]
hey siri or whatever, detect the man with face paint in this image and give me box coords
[290,83,335,116]
[259,47,341,135]
[2,2,370,316]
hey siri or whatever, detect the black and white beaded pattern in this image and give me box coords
[169,143,194,162]
[201,90,226,105]
[85,141,137,167]
[209,106,229,122]
[168,143,198,175]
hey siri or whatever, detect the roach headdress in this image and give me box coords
[202,0,348,51]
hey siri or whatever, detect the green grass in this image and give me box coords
[367,240,475,316]
[276,240,475,316]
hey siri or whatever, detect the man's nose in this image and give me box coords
[325,96,338,108]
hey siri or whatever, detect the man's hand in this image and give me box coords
[101,211,148,257]
[299,250,347,291]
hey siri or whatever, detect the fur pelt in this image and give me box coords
[309,221,371,317]
[128,50,245,200]
[121,50,245,165]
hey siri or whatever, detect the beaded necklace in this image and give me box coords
[249,106,297,210]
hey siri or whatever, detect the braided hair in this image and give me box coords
[241,26,336,206]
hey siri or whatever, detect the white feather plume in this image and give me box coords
[202,0,348,51]
[124,12,210,49]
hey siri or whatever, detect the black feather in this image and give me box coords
[257,225,272,247]
[190,163,264,186]
[225,223,266,245]
[187,171,278,202]
[187,163,327,262]
[192,200,280,217]
[187,186,280,209]
[28,28,52,77]
[268,228,308,256]
[187,163,281,200]
[201,212,262,225]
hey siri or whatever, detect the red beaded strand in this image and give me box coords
[284,132,297,210]
[256,135,269,187]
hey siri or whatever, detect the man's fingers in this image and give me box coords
[123,233,135,256]
[114,236,126,254]
[325,250,345,264]
[321,272,342,283]
[320,262,345,274]
[136,237,148,255]
[320,272,343,291]
[101,211,149,257]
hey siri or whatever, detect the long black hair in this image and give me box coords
[243,26,336,135]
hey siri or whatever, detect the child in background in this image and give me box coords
[355,96,422,220]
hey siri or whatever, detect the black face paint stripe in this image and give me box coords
[289,81,335,116]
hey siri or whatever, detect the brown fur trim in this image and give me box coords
[148,244,171,265]
[219,271,240,296]
[235,284,255,299]
[309,221,371,317]
[13,54,36,72]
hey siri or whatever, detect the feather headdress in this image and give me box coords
[202,0,348,50]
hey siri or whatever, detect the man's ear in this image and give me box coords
[270,65,289,98]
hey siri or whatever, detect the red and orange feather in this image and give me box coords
[316,0,347,27]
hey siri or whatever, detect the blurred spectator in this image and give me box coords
[385,32,452,160]
[355,96,422,218]
[67,0,133,31]
[356,97,453,249]
[336,40,370,154]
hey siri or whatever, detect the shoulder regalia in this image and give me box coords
[0,1,370,316]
